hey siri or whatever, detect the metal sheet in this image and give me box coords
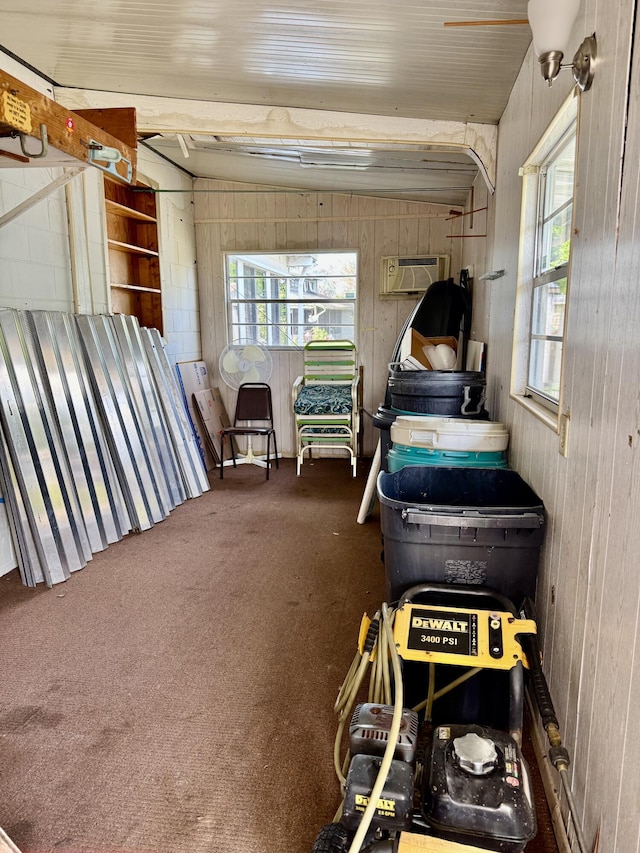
[0,429,43,587]
[18,310,93,568]
[141,328,209,498]
[75,314,166,531]
[109,315,184,510]
[0,309,89,585]
[28,311,131,549]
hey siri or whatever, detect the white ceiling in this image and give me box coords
[0,0,532,205]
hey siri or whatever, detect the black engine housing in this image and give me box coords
[423,723,537,852]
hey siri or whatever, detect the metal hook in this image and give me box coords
[19,123,48,159]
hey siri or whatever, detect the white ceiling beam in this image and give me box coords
[54,88,496,192]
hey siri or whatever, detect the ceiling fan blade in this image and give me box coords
[443,19,529,27]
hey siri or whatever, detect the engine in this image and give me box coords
[341,704,537,851]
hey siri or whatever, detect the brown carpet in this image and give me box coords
[0,458,558,853]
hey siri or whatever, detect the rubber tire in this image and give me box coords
[311,823,350,853]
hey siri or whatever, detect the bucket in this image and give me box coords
[387,366,487,418]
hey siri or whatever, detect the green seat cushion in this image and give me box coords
[294,384,353,415]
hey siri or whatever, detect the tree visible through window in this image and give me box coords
[225,252,357,348]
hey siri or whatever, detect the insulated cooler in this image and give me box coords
[387,416,509,472]
[390,416,509,453]
[377,467,544,605]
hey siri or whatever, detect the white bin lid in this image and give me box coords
[391,415,509,451]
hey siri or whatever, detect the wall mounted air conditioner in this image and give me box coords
[380,255,450,298]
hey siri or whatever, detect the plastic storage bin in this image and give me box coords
[387,366,487,418]
[373,406,442,472]
[377,466,544,605]
[387,445,507,472]
[390,415,509,453]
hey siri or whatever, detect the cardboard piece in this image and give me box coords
[410,329,459,369]
[466,340,486,372]
[192,388,236,468]
[175,360,215,470]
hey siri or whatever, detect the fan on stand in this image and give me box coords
[218,340,275,470]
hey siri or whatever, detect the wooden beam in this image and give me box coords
[74,108,137,149]
[0,70,137,183]
[0,167,85,229]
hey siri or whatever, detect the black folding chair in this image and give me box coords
[219,383,279,480]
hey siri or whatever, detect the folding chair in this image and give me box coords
[219,383,279,480]
[292,340,359,476]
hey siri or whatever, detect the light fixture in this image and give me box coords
[527,0,596,90]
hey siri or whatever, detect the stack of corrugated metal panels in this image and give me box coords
[0,309,208,587]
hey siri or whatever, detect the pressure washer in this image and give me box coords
[312,583,586,853]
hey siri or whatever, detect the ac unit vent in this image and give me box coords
[380,255,450,298]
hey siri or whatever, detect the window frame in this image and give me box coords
[511,95,579,429]
[224,250,358,350]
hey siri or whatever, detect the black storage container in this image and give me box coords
[372,404,398,472]
[377,466,544,605]
[387,366,487,418]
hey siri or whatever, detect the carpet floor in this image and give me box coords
[0,458,558,853]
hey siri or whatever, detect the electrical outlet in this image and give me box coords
[559,413,570,457]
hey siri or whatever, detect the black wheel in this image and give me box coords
[312,822,350,853]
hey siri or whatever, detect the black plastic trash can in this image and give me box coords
[377,466,544,606]
[387,366,487,418]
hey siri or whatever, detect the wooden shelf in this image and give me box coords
[108,239,159,257]
[111,283,161,294]
[104,176,163,333]
[106,198,156,223]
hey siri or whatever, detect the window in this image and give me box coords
[513,97,578,420]
[225,251,357,348]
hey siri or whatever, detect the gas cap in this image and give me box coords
[452,732,498,776]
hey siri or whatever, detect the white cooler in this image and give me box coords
[390,415,509,453]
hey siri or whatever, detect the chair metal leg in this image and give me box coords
[265,434,270,480]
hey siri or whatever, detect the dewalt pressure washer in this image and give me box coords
[312,583,586,853]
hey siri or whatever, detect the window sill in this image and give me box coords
[510,392,559,432]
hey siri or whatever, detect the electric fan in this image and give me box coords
[218,340,275,469]
[218,340,273,389]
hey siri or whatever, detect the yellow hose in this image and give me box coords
[347,604,403,853]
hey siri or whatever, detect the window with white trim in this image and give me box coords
[513,97,578,418]
[225,251,357,348]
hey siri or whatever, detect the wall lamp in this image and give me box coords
[527,0,596,90]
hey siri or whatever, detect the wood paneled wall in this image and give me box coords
[194,181,463,456]
[478,1,640,847]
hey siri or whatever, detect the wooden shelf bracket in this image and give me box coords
[0,165,85,230]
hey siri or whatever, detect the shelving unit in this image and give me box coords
[104,178,163,333]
